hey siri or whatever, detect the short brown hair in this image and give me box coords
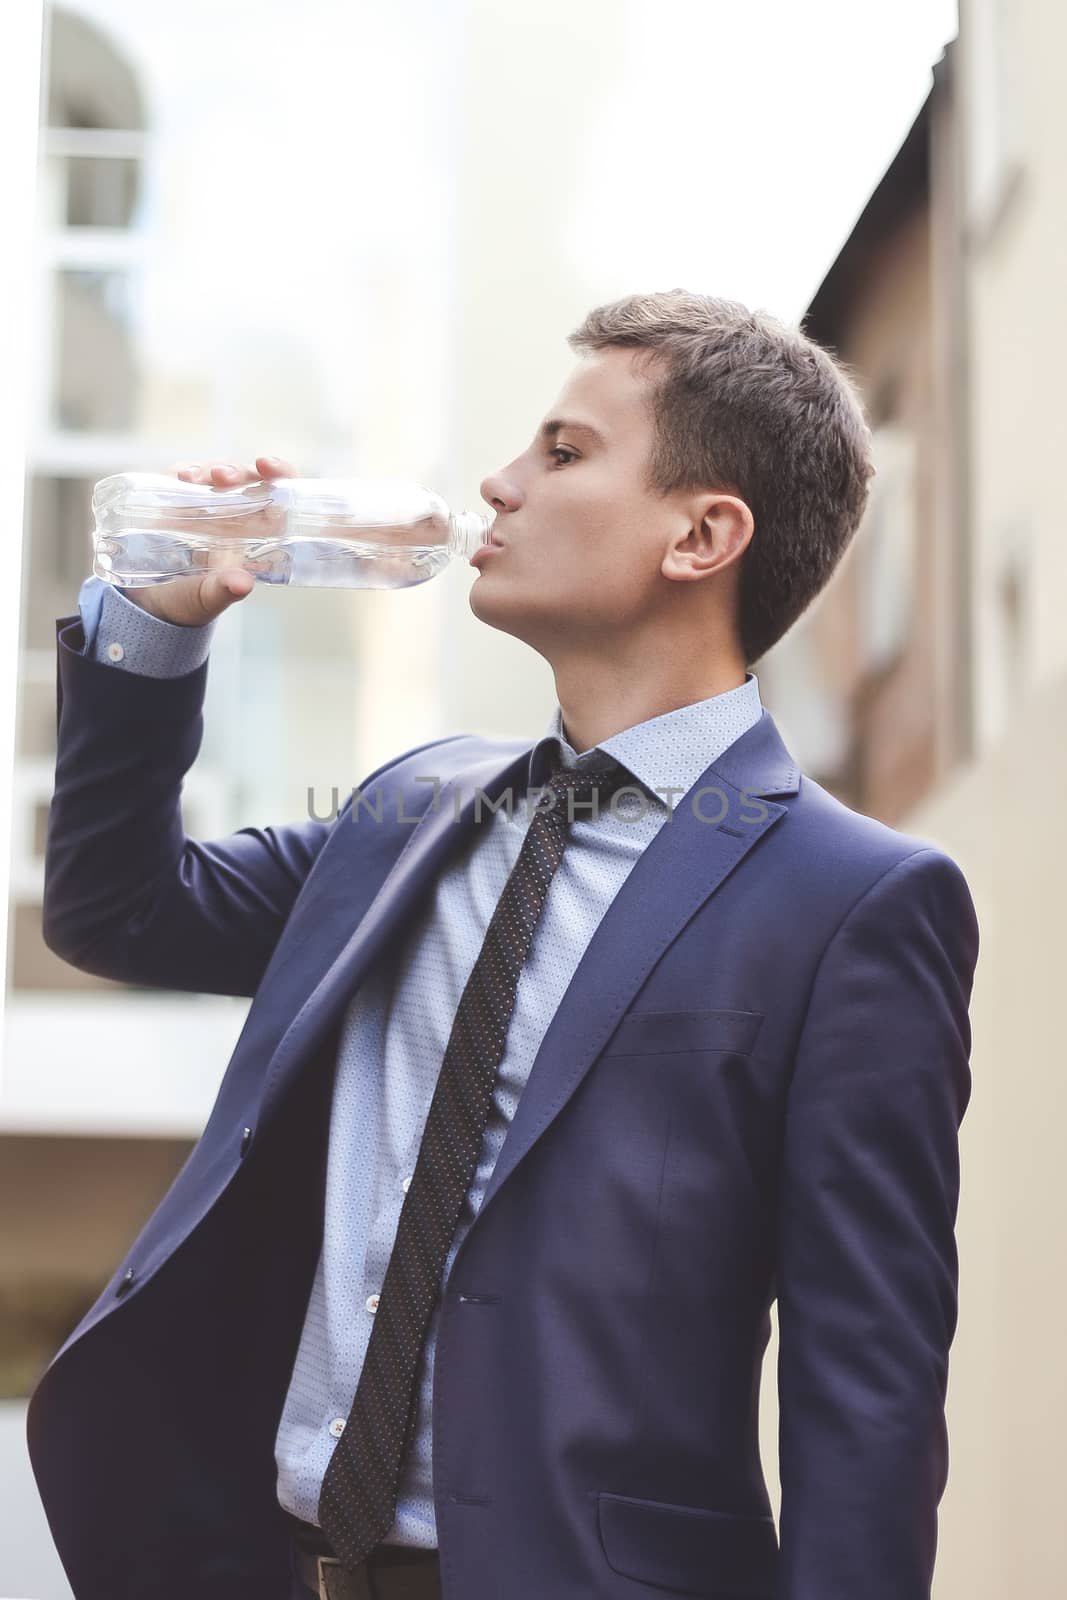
[567,289,875,665]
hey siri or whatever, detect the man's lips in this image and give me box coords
[470,524,506,565]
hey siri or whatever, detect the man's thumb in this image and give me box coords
[221,569,254,601]
[201,568,254,617]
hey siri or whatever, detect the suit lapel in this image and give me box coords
[261,741,533,1109]
[471,707,800,1228]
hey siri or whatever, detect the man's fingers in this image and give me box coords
[163,457,297,484]
[165,463,256,485]
[208,462,258,487]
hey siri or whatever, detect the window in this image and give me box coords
[52,267,141,431]
[23,474,98,650]
[43,143,143,230]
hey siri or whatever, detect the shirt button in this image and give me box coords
[106,642,125,662]
[401,1176,412,1193]
[366,1293,380,1313]
[328,1418,346,1438]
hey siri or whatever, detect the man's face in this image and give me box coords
[471,347,701,656]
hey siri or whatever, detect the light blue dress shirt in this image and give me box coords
[75,574,764,1546]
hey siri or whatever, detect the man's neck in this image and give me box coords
[552,651,749,755]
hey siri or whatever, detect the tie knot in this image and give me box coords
[537,758,633,825]
[548,758,622,790]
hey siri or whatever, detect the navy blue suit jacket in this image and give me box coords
[27,612,979,1600]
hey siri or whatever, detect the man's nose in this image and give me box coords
[479,470,522,513]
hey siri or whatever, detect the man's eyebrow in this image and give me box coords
[537,417,607,447]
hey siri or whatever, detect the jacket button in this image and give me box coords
[240,1126,253,1158]
[116,1267,135,1297]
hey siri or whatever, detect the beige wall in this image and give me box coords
[961,0,1067,750]
[915,6,1067,1590]
[903,666,1067,1597]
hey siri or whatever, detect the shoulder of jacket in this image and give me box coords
[790,770,966,893]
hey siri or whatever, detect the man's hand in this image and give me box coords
[122,455,298,626]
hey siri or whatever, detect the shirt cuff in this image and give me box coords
[77,573,216,678]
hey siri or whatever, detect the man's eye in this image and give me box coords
[548,447,578,465]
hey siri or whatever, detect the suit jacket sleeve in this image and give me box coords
[774,846,980,1599]
[43,608,445,997]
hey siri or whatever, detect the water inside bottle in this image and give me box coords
[93,529,454,590]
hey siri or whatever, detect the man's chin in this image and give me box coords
[468,578,536,644]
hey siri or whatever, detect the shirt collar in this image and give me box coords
[526,671,764,805]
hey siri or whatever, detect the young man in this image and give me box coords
[28,290,979,1600]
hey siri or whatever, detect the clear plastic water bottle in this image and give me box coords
[89,473,495,590]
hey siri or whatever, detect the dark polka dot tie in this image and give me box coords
[317,757,634,1571]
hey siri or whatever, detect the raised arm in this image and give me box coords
[44,454,448,996]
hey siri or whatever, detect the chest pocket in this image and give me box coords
[600,1007,764,1058]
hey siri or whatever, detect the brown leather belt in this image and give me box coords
[286,1515,441,1600]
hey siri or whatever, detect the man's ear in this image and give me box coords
[661,493,753,582]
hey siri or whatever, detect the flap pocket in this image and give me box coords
[597,1491,778,1596]
[601,1008,764,1058]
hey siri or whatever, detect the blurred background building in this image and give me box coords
[753,5,1067,1594]
[3,0,1064,1595]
